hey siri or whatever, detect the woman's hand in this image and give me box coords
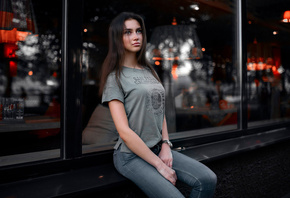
[156,144,177,185]
[156,161,177,185]
[158,143,173,168]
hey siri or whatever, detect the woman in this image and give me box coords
[100,12,217,198]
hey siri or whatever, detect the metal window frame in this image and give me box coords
[237,0,248,131]
[61,0,83,159]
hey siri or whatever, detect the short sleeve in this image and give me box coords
[102,73,124,104]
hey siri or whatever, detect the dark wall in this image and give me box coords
[76,139,290,198]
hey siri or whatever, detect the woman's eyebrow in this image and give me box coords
[124,27,141,31]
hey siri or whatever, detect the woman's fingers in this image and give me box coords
[157,164,177,185]
[168,168,177,185]
[169,160,173,168]
[164,158,173,168]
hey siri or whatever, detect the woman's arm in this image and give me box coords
[158,116,173,168]
[161,116,170,141]
[108,99,177,185]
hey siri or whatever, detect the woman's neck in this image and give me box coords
[123,51,141,69]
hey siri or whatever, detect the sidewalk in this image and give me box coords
[282,193,290,198]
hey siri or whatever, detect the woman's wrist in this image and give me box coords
[161,142,171,150]
[153,157,165,170]
[162,139,173,148]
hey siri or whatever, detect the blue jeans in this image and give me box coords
[113,145,217,198]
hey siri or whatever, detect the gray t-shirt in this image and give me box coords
[102,66,165,153]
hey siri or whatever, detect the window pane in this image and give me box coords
[246,0,290,127]
[0,0,62,166]
[82,0,238,153]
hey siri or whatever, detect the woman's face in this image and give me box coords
[123,19,143,53]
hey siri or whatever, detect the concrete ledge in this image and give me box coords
[179,127,290,162]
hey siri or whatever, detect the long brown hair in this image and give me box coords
[99,12,160,96]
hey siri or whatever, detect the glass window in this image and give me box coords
[0,0,62,166]
[246,0,290,127]
[82,0,238,153]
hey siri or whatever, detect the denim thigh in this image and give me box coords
[172,151,217,198]
[113,148,185,198]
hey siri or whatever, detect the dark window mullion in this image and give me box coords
[61,0,83,159]
[237,0,248,130]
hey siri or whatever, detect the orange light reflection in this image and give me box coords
[0,28,34,43]
[171,64,178,80]
[155,61,160,66]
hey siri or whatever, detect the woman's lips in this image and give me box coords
[133,42,140,46]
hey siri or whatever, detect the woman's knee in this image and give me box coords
[198,168,217,190]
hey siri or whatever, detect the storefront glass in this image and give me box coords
[246,0,290,127]
[81,0,238,153]
[0,0,62,166]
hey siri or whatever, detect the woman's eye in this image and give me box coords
[124,31,131,35]
[137,29,142,34]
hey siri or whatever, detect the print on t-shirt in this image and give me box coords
[132,74,164,117]
[146,88,165,116]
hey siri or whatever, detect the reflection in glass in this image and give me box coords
[0,0,61,165]
[146,7,237,133]
[147,25,203,133]
[247,0,290,127]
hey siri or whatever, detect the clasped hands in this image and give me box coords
[156,143,177,185]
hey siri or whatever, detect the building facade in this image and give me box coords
[1,0,290,197]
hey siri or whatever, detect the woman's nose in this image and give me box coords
[132,32,139,40]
